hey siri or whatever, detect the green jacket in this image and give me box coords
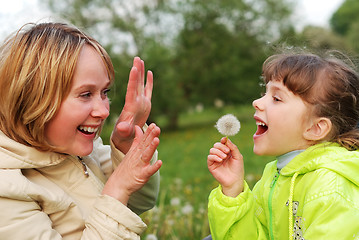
[208,143,359,239]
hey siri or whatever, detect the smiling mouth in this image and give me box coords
[78,126,98,135]
[255,121,268,135]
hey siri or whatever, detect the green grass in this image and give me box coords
[100,104,273,239]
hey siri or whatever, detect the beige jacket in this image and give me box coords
[0,130,160,239]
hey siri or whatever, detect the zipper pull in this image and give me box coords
[270,170,280,188]
[78,156,89,177]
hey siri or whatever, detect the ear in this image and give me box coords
[303,117,332,141]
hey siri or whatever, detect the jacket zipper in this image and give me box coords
[77,156,89,177]
[269,170,280,240]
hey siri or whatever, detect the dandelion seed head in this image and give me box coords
[181,203,194,215]
[170,197,181,206]
[167,219,175,226]
[215,114,241,136]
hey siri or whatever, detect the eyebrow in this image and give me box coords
[267,82,290,96]
[73,80,111,92]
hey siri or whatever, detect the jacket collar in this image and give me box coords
[280,142,359,186]
[0,130,67,169]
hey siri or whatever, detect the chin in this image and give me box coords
[70,144,94,157]
[253,146,270,156]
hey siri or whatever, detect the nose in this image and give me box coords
[92,97,110,119]
[252,96,263,111]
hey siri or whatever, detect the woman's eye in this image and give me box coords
[103,88,110,96]
[102,88,111,99]
[80,92,91,98]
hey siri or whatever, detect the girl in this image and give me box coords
[207,51,359,239]
[0,22,162,239]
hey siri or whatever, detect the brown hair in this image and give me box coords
[0,22,115,151]
[262,50,359,150]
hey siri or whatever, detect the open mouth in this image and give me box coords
[78,126,98,135]
[255,121,268,135]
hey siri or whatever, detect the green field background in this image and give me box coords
[101,104,273,239]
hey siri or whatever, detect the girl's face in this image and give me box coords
[44,45,110,156]
[252,80,313,156]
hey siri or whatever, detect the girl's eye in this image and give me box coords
[273,96,281,102]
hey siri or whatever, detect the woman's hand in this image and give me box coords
[103,123,162,205]
[207,137,244,198]
[111,56,153,154]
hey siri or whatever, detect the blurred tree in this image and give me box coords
[294,25,349,52]
[42,0,295,129]
[330,0,359,54]
[330,0,359,36]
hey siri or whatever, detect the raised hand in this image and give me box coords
[111,56,153,153]
[207,137,244,197]
[103,123,162,205]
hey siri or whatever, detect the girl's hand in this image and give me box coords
[103,123,162,205]
[111,57,153,153]
[207,137,244,197]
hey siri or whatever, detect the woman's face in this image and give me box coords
[44,45,110,156]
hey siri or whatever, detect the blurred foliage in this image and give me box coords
[42,0,359,127]
[330,0,359,36]
[330,0,359,54]
[42,0,295,129]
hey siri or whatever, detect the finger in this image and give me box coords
[143,160,162,178]
[141,137,160,163]
[133,57,144,95]
[144,70,153,100]
[141,123,160,147]
[126,66,139,102]
[209,147,227,159]
[213,142,230,154]
[133,57,144,82]
[140,59,145,84]
[225,138,243,160]
[131,125,145,150]
[207,154,224,163]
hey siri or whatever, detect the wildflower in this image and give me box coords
[181,203,194,215]
[215,114,241,136]
[167,218,175,226]
[170,197,181,206]
[145,234,158,240]
[214,98,224,108]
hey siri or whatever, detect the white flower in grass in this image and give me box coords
[145,234,158,240]
[170,197,181,206]
[181,203,194,215]
[215,114,241,136]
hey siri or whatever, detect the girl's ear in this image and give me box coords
[303,117,332,141]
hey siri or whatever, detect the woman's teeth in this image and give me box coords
[78,126,98,134]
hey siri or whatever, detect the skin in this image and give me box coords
[111,57,154,154]
[208,80,316,198]
[45,44,162,205]
[44,45,110,157]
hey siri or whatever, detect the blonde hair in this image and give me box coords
[262,50,359,150]
[0,22,114,151]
